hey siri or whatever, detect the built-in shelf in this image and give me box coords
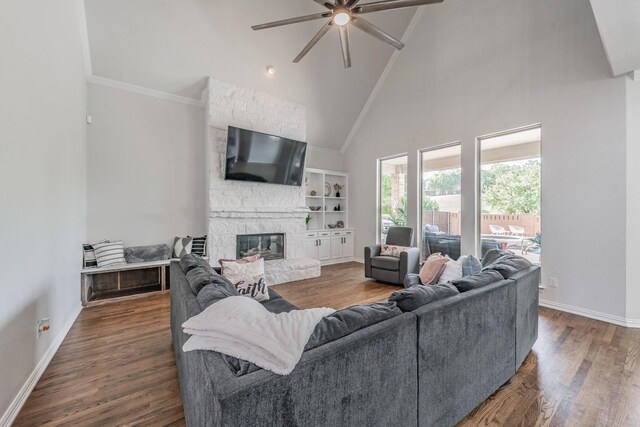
[305,168,348,230]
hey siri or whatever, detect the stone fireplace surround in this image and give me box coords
[204,77,321,285]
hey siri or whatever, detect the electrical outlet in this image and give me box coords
[37,318,50,338]
[549,277,558,288]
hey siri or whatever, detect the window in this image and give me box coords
[478,126,541,264]
[378,155,408,244]
[419,144,462,260]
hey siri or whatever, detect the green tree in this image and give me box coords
[482,161,540,214]
[390,197,407,226]
[422,196,440,212]
[381,175,393,215]
[425,170,461,195]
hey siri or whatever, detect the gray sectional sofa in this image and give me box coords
[170,253,540,427]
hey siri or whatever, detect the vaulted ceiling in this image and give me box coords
[84,0,419,151]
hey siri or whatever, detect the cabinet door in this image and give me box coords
[342,234,354,257]
[330,236,343,258]
[318,237,331,260]
[304,238,318,260]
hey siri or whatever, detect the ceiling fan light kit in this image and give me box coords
[252,0,444,69]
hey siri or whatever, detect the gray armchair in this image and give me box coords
[364,227,420,285]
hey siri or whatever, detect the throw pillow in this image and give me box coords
[82,240,107,268]
[173,236,193,258]
[389,283,459,312]
[190,235,207,256]
[380,245,409,257]
[458,254,482,276]
[124,244,171,263]
[451,270,504,293]
[418,253,449,285]
[437,259,463,284]
[220,257,269,302]
[92,240,127,268]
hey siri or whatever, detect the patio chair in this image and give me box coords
[489,225,507,235]
[509,225,525,237]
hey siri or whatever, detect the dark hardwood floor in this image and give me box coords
[14,262,640,426]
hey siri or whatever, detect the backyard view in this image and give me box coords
[380,127,541,264]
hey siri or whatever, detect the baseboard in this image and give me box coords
[321,257,356,266]
[0,305,82,427]
[539,299,639,328]
[353,258,364,264]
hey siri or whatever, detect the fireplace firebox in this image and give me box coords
[236,233,285,261]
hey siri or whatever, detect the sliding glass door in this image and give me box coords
[419,144,462,260]
[378,155,408,244]
[478,126,541,264]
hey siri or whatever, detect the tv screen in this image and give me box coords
[225,126,307,186]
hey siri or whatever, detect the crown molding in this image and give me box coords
[340,7,425,155]
[307,144,341,156]
[87,75,205,108]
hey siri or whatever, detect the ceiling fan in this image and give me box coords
[251,0,443,69]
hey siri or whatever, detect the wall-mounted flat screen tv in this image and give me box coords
[225,126,307,186]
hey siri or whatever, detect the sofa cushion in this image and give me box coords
[483,254,532,279]
[196,281,239,310]
[179,253,211,274]
[458,254,482,276]
[480,249,509,266]
[370,256,400,271]
[187,266,238,299]
[305,302,402,351]
[451,270,504,293]
[389,283,459,312]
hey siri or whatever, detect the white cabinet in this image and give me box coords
[330,230,354,258]
[305,230,355,265]
[304,231,334,262]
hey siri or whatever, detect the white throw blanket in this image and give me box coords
[182,296,335,375]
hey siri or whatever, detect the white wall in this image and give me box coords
[344,0,628,319]
[0,0,88,422]
[87,83,206,248]
[626,76,640,322]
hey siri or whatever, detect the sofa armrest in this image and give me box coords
[364,244,381,277]
[400,247,421,282]
[404,273,423,288]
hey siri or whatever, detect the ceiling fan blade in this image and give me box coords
[354,0,443,14]
[293,20,333,63]
[313,0,336,9]
[339,25,352,68]
[351,17,404,50]
[345,0,362,7]
[252,12,331,30]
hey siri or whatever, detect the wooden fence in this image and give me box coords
[422,212,540,237]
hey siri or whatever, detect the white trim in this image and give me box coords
[353,257,364,264]
[75,0,92,77]
[340,8,425,154]
[0,305,82,427]
[307,144,341,156]
[540,299,640,328]
[87,75,205,108]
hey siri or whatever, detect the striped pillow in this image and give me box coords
[82,240,108,268]
[191,235,207,257]
[93,240,127,268]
